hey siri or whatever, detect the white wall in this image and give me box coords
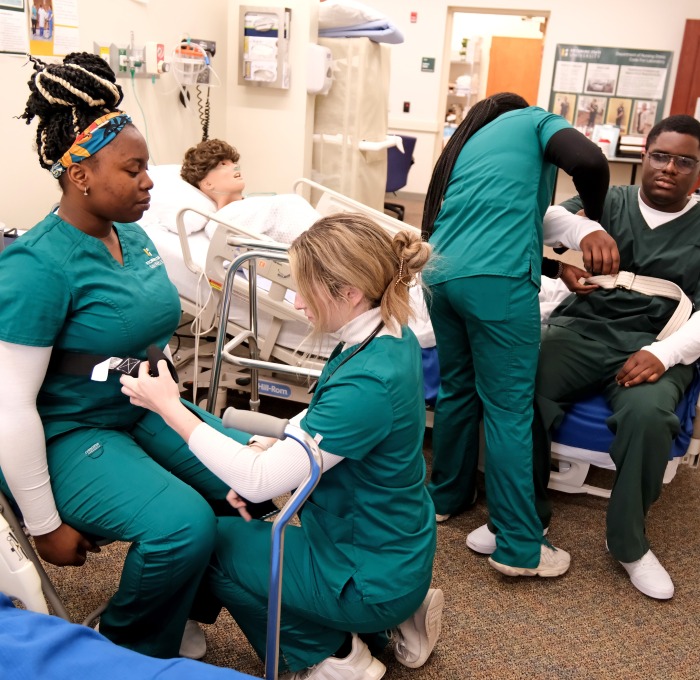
[375,0,699,196]
[0,0,229,229]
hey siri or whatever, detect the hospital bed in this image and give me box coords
[139,169,435,412]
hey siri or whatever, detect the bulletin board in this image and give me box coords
[548,44,673,140]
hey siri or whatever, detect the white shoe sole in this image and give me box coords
[488,549,570,578]
[365,658,387,679]
[488,559,568,577]
[395,588,444,669]
[627,576,674,600]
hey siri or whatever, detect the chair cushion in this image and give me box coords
[552,367,700,458]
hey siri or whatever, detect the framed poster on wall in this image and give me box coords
[548,45,673,150]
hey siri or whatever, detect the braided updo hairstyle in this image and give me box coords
[19,52,124,174]
[289,213,432,332]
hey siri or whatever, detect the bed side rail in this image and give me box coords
[207,244,323,414]
[175,206,308,359]
[293,177,421,237]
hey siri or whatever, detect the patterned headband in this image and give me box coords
[50,111,132,179]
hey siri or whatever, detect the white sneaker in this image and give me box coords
[466,524,548,555]
[179,619,207,659]
[96,619,206,659]
[391,588,444,668]
[488,543,570,577]
[280,634,386,680]
[619,550,674,600]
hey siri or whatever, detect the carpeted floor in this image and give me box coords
[38,431,700,679]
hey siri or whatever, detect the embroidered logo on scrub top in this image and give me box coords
[84,442,103,458]
[143,246,164,269]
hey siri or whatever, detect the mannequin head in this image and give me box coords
[181,139,245,209]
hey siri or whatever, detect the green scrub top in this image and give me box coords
[300,327,436,604]
[0,213,181,439]
[426,106,570,287]
[548,186,700,352]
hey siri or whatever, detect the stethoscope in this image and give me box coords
[308,320,385,395]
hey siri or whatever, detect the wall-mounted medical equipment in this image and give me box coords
[171,38,220,142]
[239,6,291,89]
[172,39,213,86]
[94,33,163,79]
[307,44,333,95]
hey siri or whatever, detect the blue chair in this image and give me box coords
[549,366,700,497]
[384,135,417,221]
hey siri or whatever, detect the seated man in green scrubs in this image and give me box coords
[468,114,700,600]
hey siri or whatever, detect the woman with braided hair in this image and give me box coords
[422,92,614,578]
[121,214,443,680]
[0,52,263,659]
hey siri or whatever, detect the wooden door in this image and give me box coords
[670,19,700,117]
[670,20,700,191]
[485,36,543,105]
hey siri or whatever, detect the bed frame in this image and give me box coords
[167,178,419,415]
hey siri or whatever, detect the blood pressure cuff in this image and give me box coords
[48,345,179,383]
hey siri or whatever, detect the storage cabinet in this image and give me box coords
[444,38,481,145]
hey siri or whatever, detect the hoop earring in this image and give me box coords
[83,186,89,196]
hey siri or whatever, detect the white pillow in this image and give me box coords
[204,194,321,244]
[318,0,385,30]
[140,164,216,235]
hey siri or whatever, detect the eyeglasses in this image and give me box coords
[646,152,700,175]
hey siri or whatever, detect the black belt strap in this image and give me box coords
[49,345,178,382]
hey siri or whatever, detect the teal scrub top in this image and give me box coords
[300,327,436,604]
[0,213,181,439]
[426,106,570,287]
[548,186,700,352]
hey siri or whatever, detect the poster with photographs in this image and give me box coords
[27,0,80,57]
[548,44,673,151]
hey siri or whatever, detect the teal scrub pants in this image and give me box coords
[533,325,694,562]
[426,275,544,568]
[208,517,430,673]
[0,402,248,659]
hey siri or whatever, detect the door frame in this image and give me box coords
[435,6,550,164]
